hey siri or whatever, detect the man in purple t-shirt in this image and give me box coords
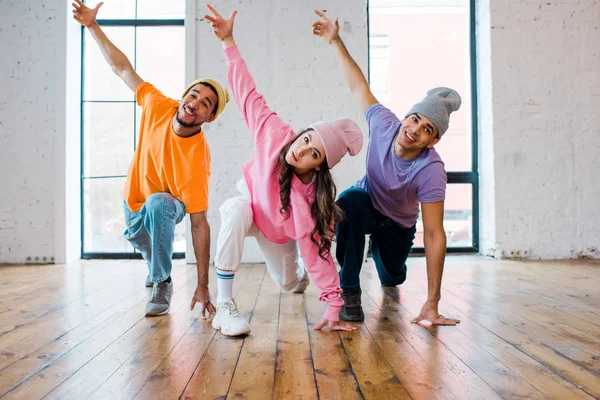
[313,11,462,326]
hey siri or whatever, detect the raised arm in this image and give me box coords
[312,10,378,113]
[205,5,290,138]
[72,0,143,93]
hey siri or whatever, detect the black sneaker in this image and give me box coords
[340,289,365,321]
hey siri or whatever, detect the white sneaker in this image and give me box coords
[212,300,251,336]
[292,269,310,293]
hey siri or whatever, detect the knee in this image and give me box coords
[392,273,407,286]
[219,197,252,225]
[272,254,299,292]
[337,188,370,216]
[381,269,407,287]
[145,193,176,216]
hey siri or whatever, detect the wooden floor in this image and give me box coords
[0,257,598,399]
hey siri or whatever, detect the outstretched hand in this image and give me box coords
[315,319,357,332]
[204,4,237,41]
[72,0,103,27]
[312,10,340,45]
[190,285,216,319]
[411,300,461,326]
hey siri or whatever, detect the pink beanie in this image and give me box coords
[310,118,364,168]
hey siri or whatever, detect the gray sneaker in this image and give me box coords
[145,280,173,316]
[145,274,153,287]
[339,289,364,322]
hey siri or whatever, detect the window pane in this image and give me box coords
[84,27,135,101]
[135,26,185,100]
[94,0,136,20]
[414,184,473,248]
[369,0,472,171]
[83,177,131,253]
[83,102,134,177]
[136,0,185,19]
[370,36,391,101]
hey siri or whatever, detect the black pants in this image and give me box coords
[335,187,416,291]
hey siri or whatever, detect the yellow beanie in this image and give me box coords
[182,78,230,120]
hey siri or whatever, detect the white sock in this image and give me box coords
[216,270,234,303]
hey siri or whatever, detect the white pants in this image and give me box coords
[214,179,304,291]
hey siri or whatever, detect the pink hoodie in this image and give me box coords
[224,45,343,321]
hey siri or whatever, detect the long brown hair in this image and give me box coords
[277,129,344,260]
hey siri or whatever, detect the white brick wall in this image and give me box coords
[2,0,597,263]
[0,1,59,263]
[479,0,600,259]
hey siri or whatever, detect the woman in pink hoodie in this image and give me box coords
[204,5,363,336]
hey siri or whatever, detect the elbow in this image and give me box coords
[111,65,125,77]
[112,62,133,78]
[424,228,446,244]
[191,220,210,237]
[348,83,363,97]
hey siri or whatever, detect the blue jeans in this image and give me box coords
[335,187,416,291]
[123,193,186,283]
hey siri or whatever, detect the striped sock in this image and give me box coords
[216,270,235,303]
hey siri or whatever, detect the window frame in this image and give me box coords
[80,13,185,260]
[367,0,479,254]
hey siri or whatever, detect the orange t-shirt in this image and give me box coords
[124,82,211,214]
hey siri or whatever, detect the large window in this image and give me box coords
[81,0,185,258]
[369,0,478,252]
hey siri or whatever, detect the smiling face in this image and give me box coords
[396,113,440,153]
[285,129,326,175]
[175,83,218,130]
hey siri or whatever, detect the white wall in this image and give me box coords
[190,0,369,262]
[1,0,598,263]
[478,0,600,259]
[1,1,61,263]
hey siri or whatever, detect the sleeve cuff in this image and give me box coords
[323,305,341,322]
[223,45,242,64]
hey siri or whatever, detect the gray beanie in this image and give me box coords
[405,87,461,138]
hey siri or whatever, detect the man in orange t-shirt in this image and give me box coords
[74,0,229,318]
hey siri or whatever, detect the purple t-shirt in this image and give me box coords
[355,103,446,228]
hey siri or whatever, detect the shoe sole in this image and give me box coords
[220,327,251,336]
[213,320,251,336]
[145,306,170,317]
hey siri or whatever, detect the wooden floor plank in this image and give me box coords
[411,271,600,398]
[360,271,503,400]
[44,272,205,399]
[131,266,254,400]
[0,264,127,331]
[225,272,281,400]
[0,286,148,397]
[0,256,599,399]
[304,284,363,400]
[439,278,600,374]
[1,267,194,399]
[0,272,147,366]
[358,291,458,400]
[397,280,595,399]
[179,264,266,399]
[272,289,319,400]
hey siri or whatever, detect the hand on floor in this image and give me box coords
[190,285,217,318]
[412,300,461,326]
[315,319,358,332]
